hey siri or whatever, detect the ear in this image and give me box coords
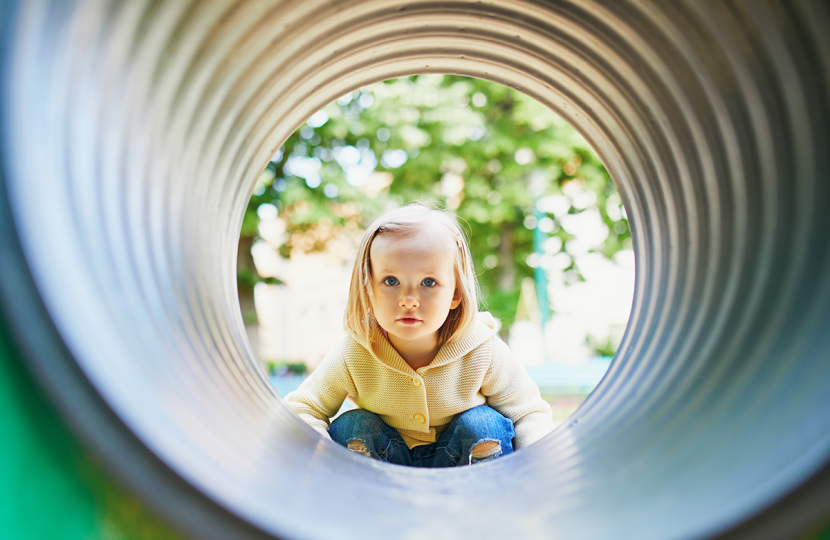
[450,287,462,310]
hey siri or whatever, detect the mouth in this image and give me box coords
[396,317,422,325]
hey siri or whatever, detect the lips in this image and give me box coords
[397,317,422,325]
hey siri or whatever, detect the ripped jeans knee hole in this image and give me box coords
[470,439,502,464]
[347,440,371,457]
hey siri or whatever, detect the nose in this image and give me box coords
[400,293,419,309]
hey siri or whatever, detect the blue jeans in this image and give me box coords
[329,405,514,467]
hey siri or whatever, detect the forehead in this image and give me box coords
[370,226,457,272]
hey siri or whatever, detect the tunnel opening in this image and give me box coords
[239,74,633,434]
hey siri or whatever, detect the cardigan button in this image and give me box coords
[412,378,421,386]
[414,413,426,423]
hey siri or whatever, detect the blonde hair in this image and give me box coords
[344,202,480,346]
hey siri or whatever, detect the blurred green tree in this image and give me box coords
[239,75,629,344]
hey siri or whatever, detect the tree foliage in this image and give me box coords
[241,75,629,340]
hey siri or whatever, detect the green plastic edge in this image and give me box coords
[0,322,186,540]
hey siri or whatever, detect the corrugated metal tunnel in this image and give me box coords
[1,1,829,539]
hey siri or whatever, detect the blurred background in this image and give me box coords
[238,75,634,426]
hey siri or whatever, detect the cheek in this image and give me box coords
[372,288,394,309]
[369,287,383,312]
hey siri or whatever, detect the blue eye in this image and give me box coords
[421,278,437,287]
[383,277,399,286]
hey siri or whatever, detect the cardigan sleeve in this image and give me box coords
[480,337,554,449]
[283,341,355,439]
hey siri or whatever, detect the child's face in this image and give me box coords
[369,227,461,358]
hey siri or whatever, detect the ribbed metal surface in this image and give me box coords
[1,1,829,539]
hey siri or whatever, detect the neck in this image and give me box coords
[388,334,441,370]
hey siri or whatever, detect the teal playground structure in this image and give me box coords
[1,1,830,539]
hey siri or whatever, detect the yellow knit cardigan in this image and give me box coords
[285,314,553,449]
[285,315,554,449]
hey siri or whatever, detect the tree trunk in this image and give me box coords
[237,235,259,359]
[497,225,515,292]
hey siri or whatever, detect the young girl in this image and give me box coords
[284,203,554,467]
